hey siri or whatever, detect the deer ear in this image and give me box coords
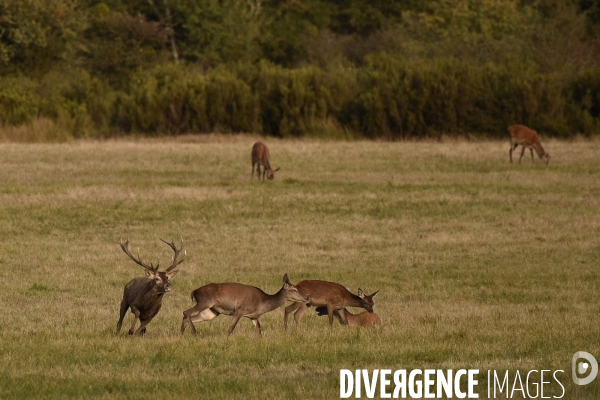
[167,270,179,279]
[145,270,156,279]
[275,167,281,172]
[283,282,291,290]
[358,288,365,298]
[283,273,289,284]
[371,290,379,297]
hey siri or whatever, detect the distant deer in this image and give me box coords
[181,274,308,337]
[116,238,184,336]
[251,141,280,180]
[283,280,378,329]
[315,306,382,327]
[508,124,550,165]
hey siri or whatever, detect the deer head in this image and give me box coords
[358,289,378,313]
[267,167,281,180]
[119,238,185,292]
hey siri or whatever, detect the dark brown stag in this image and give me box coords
[284,280,378,329]
[181,274,308,337]
[251,141,280,180]
[116,238,185,336]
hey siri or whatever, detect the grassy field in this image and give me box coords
[0,136,598,399]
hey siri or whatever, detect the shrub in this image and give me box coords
[254,61,356,137]
[0,76,39,125]
[115,64,260,134]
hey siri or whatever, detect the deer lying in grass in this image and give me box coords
[315,306,382,327]
[508,124,550,165]
[181,274,308,337]
[251,141,280,180]
[283,279,378,329]
[116,238,184,336]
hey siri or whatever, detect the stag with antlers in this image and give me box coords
[116,238,185,336]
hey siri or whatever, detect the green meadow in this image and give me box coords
[0,137,599,399]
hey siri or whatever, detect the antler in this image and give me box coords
[160,237,185,272]
[119,239,157,273]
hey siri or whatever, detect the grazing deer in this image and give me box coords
[181,274,308,337]
[251,141,280,180]
[116,238,184,336]
[315,306,382,327]
[283,280,378,329]
[508,124,550,165]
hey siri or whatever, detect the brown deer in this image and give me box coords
[315,306,382,327]
[181,274,308,337]
[508,124,550,165]
[283,280,378,329]
[251,141,280,180]
[116,238,184,336]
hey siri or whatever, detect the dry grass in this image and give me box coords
[0,137,599,399]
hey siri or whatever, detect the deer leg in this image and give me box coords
[186,308,219,334]
[135,318,151,336]
[252,162,256,179]
[116,300,129,335]
[251,319,262,336]
[509,144,516,163]
[128,309,141,335]
[293,303,309,326]
[181,305,202,335]
[518,146,526,163]
[191,308,219,323]
[336,309,349,326]
[227,312,244,337]
[327,305,336,326]
[182,295,219,334]
[333,310,347,326]
[529,147,534,162]
[284,302,303,330]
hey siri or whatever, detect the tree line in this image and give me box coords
[1,0,600,140]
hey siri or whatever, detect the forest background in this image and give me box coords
[2,0,600,141]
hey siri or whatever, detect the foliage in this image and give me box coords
[79,8,173,87]
[0,0,83,75]
[346,55,575,139]
[113,64,260,134]
[179,0,264,66]
[253,61,354,137]
[0,76,39,125]
[1,0,600,139]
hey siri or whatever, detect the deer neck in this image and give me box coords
[143,280,165,299]
[533,138,547,157]
[346,293,364,308]
[259,287,288,313]
[263,159,272,171]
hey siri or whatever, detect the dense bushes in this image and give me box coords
[114,65,260,134]
[2,1,600,140]
[1,56,600,140]
[0,70,112,139]
[347,56,576,139]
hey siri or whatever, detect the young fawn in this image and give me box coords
[251,141,280,180]
[508,124,550,165]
